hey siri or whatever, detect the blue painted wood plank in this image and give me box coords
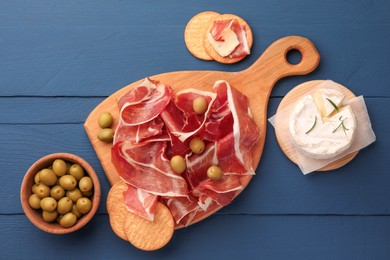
[2,97,387,215]
[2,215,390,259]
[0,1,389,97]
[0,97,104,124]
[1,1,389,258]
[1,0,388,27]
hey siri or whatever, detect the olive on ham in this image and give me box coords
[207,165,222,181]
[189,137,205,154]
[170,155,186,174]
[193,97,208,114]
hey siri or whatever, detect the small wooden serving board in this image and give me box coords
[84,36,320,227]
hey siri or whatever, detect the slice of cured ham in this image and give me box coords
[119,78,173,126]
[192,175,243,206]
[112,141,188,197]
[164,196,199,226]
[185,142,217,189]
[114,78,173,145]
[111,78,260,226]
[208,19,250,58]
[123,184,158,221]
[161,89,217,142]
[213,80,260,173]
[113,116,166,145]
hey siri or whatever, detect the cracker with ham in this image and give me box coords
[107,182,175,249]
[184,11,221,60]
[203,14,253,64]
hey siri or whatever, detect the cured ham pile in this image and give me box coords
[111,78,260,226]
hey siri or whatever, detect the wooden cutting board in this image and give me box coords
[84,35,320,227]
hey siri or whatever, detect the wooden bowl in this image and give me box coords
[20,153,101,234]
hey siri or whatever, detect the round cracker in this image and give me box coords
[107,181,128,240]
[123,202,174,251]
[203,14,253,64]
[106,181,127,212]
[184,11,221,60]
[108,200,128,240]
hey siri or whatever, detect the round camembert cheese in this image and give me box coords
[289,89,357,159]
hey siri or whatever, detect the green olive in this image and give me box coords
[97,128,114,143]
[57,197,73,215]
[40,197,57,212]
[66,188,83,203]
[59,175,77,191]
[32,184,38,194]
[59,212,77,228]
[34,172,41,185]
[76,197,92,214]
[69,164,84,181]
[52,159,67,177]
[35,184,50,199]
[207,165,223,181]
[170,155,186,174]
[50,185,65,200]
[98,112,114,128]
[79,177,93,193]
[42,210,58,223]
[39,169,57,186]
[189,137,205,154]
[28,194,41,209]
[193,97,208,115]
[71,204,82,218]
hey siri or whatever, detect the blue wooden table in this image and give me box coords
[1,1,389,259]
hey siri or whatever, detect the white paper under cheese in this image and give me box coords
[268,80,376,175]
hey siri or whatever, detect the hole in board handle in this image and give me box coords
[286,49,302,65]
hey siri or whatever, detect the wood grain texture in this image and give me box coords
[0,97,104,124]
[2,214,390,259]
[0,1,389,97]
[1,0,390,258]
[84,36,320,227]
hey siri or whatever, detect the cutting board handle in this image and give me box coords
[240,35,320,89]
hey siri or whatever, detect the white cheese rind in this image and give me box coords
[289,94,357,159]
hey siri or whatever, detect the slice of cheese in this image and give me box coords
[312,88,345,119]
[289,93,356,159]
[207,24,240,57]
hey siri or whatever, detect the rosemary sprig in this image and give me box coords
[326,98,339,112]
[332,116,349,135]
[305,116,317,134]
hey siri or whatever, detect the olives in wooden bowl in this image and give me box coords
[20,153,101,234]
